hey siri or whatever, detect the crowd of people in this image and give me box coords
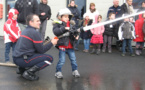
[2,0,145,81]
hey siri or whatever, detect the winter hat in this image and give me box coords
[57,8,73,20]
[83,13,90,19]
[8,8,19,20]
[58,8,72,16]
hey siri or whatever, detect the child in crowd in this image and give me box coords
[53,8,80,79]
[102,13,116,53]
[118,15,136,57]
[80,13,93,53]
[134,14,145,55]
[90,15,104,55]
[3,9,21,63]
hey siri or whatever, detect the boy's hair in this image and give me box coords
[98,15,102,19]
[142,1,145,5]
[108,12,115,17]
[26,14,38,25]
[70,0,75,3]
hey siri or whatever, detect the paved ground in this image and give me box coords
[0,37,145,90]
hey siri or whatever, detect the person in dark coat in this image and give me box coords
[15,0,39,32]
[13,14,58,81]
[68,0,80,28]
[80,13,93,53]
[107,0,121,18]
[39,0,51,41]
[107,0,122,51]
[120,0,134,16]
[103,13,117,53]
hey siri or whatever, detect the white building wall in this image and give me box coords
[45,0,67,38]
[0,0,5,36]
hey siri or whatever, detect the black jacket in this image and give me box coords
[80,20,93,39]
[53,22,76,47]
[13,26,53,58]
[15,0,39,24]
[120,3,128,16]
[107,5,121,18]
[104,20,117,36]
[39,3,51,22]
[68,5,80,19]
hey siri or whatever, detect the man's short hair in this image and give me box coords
[26,14,38,25]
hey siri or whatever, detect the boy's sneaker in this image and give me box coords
[96,49,101,55]
[74,48,79,51]
[135,50,140,56]
[102,49,106,53]
[83,50,88,53]
[121,53,125,57]
[72,70,80,78]
[108,49,112,53]
[130,54,135,57]
[55,72,63,79]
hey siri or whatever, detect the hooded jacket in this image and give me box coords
[53,21,76,47]
[39,2,51,22]
[3,9,21,43]
[15,0,39,24]
[134,14,145,42]
[91,15,104,36]
[118,21,136,40]
[135,7,145,20]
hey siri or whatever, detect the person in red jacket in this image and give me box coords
[3,8,21,63]
[134,14,145,55]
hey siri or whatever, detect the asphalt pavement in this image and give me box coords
[0,36,145,90]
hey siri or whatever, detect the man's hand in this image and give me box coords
[65,27,70,30]
[51,38,59,45]
[41,12,46,16]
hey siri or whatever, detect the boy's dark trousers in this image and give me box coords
[5,42,16,62]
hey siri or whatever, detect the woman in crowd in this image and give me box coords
[86,3,99,22]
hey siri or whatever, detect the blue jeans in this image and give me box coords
[5,42,16,62]
[84,39,90,50]
[122,39,133,54]
[56,49,78,72]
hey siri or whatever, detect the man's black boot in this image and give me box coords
[22,65,40,81]
[16,66,26,75]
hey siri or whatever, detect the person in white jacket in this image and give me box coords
[86,3,99,22]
